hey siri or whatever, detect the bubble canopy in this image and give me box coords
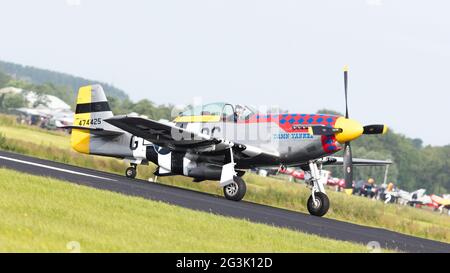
[179,102,256,121]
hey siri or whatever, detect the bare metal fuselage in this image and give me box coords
[88,113,342,179]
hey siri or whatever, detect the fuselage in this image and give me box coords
[172,113,343,168]
[80,111,353,176]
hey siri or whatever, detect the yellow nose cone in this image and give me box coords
[334,117,364,143]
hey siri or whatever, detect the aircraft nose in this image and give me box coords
[334,117,364,143]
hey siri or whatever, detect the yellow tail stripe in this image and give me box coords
[76,85,92,104]
[71,85,92,154]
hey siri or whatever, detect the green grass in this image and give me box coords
[0,168,373,252]
[0,115,70,148]
[1,113,449,244]
[0,125,69,149]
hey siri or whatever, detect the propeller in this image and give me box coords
[343,141,353,194]
[340,67,387,194]
[342,66,353,194]
[308,126,342,135]
[363,124,386,134]
[307,66,388,194]
[344,65,349,119]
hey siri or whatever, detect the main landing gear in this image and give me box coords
[223,175,247,201]
[125,163,137,179]
[222,146,247,201]
[304,161,330,217]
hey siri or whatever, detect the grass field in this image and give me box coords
[0,168,374,252]
[1,114,449,244]
[0,125,69,150]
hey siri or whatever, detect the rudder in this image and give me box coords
[71,84,113,154]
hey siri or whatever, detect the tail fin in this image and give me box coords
[71,84,113,154]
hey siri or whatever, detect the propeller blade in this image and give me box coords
[343,142,353,194]
[363,124,387,135]
[308,126,342,136]
[343,65,349,119]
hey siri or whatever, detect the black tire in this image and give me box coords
[125,167,137,179]
[307,192,330,217]
[223,176,247,201]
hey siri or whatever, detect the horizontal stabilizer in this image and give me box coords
[323,156,392,166]
[59,126,123,136]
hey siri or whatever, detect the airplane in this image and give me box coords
[430,194,450,215]
[278,166,305,180]
[14,107,74,129]
[64,67,391,217]
[397,188,433,207]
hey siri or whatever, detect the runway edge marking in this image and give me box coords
[0,155,117,182]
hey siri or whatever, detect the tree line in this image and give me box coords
[0,60,128,100]
[0,70,174,120]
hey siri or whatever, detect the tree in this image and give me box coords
[132,99,156,118]
[411,138,423,149]
[1,93,27,110]
[0,71,11,88]
[317,109,343,116]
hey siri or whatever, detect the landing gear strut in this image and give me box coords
[125,164,137,179]
[305,161,330,217]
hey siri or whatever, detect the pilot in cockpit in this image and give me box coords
[234,104,245,121]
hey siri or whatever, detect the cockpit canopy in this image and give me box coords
[179,102,256,121]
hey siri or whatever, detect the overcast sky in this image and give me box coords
[1,0,449,145]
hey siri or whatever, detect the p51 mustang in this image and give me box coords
[65,68,391,217]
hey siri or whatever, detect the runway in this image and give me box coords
[1,150,449,253]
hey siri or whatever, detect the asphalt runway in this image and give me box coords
[1,150,449,253]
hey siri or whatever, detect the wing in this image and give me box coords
[105,115,241,153]
[105,116,280,162]
[323,156,392,166]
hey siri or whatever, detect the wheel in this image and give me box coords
[125,166,137,179]
[307,192,330,217]
[223,176,247,201]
